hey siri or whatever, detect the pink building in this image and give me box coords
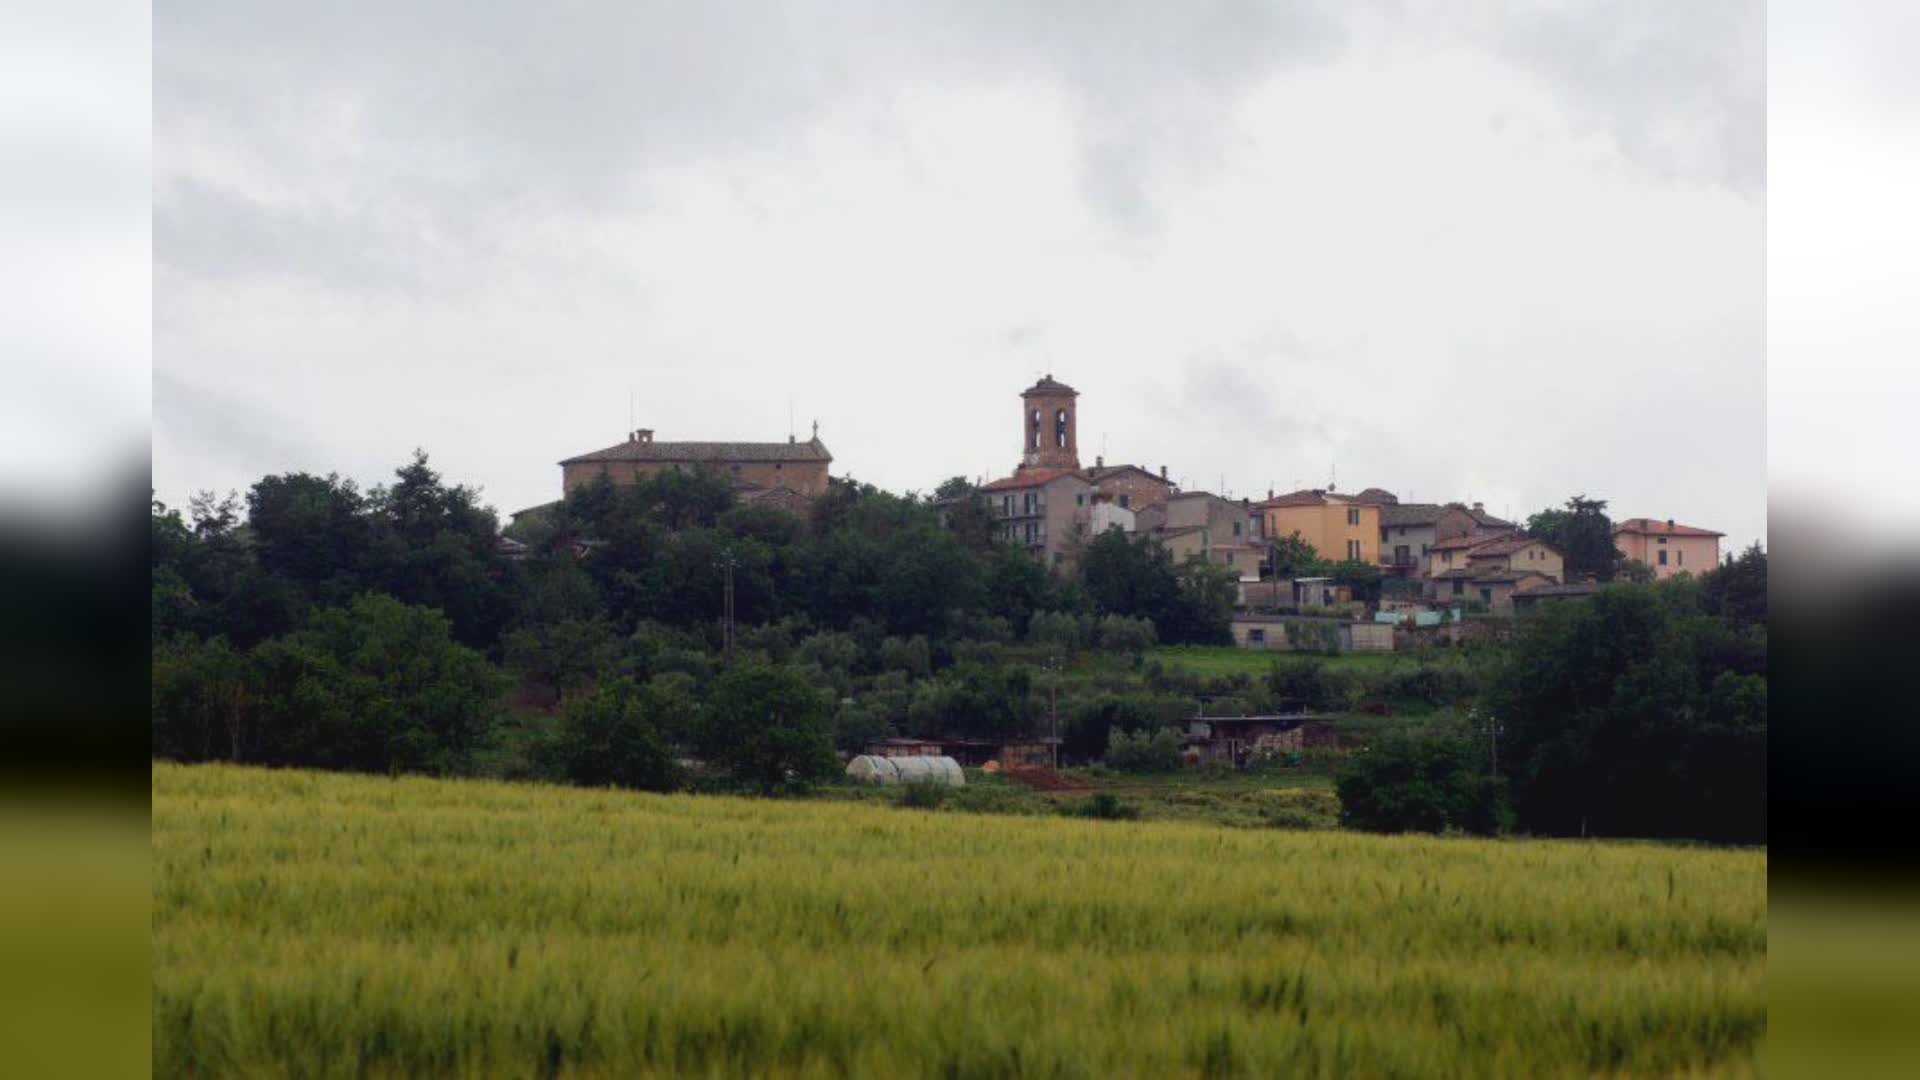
[1613,518,1723,579]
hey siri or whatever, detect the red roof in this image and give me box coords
[1428,530,1519,553]
[1613,518,1724,538]
[980,468,1080,492]
[1465,535,1557,558]
[1258,488,1335,508]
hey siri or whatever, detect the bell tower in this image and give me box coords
[1018,374,1080,471]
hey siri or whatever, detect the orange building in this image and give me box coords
[1613,518,1723,579]
[1257,489,1380,564]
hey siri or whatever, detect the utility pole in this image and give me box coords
[718,549,737,659]
[1046,649,1061,771]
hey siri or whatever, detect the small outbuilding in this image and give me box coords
[845,755,966,787]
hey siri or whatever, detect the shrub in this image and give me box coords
[1103,727,1185,773]
[1075,793,1141,820]
[1096,614,1157,655]
[898,782,948,810]
[1336,729,1506,835]
[1284,620,1343,655]
[547,677,683,792]
[1266,657,1341,711]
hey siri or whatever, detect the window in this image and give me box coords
[1226,552,1236,565]
[1232,520,1242,537]
[1076,493,1085,506]
[1119,494,1130,509]
[1480,588,1493,604]
[1677,550,1684,566]
[1394,544,1410,565]
[1248,628,1266,644]
[1656,536,1668,545]
[1347,508,1360,526]
[1658,549,1669,566]
[1002,495,1013,516]
[1347,539,1361,560]
[1055,409,1069,448]
[1452,580,1464,596]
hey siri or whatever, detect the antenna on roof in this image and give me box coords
[628,387,635,435]
[788,394,794,441]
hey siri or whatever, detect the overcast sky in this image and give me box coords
[153,1,1764,547]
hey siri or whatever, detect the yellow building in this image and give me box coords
[1258,489,1380,564]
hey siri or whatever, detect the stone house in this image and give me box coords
[979,468,1095,569]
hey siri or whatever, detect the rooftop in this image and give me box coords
[1466,534,1557,558]
[1614,518,1724,538]
[1081,463,1168,484]
[1379,502,1446,527]
[1429,530,1521,552]
[980,468,1083,492]
[1514,582,1601,598]
[1021,374,1078,397]
[1352,487,1399,505]
[562,433,831,466]
[1259,488,1348,508]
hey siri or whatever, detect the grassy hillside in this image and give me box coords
[1149,644,1416,679]
[154,763,1766,1078]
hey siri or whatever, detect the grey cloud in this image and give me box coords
[155,177,447,293]
[154,370,324,479]
[1476,1,1765,192]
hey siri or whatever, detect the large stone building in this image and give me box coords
[558,426,833,503]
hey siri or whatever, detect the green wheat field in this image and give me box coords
[153,763,1766,1077]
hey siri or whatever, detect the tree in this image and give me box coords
[698,663,838,794]
[151,634,254,762]
[1105,727,1184,772]
[247,472,376,602]
[365,450,512,647]
[1526,495,1624,582]
[1486,582,1766,842]
[1329,559,1384,607]
[1337,728,1506,835]
[548,677,683,791]
[1264,531,1327,581]
[250,594,509,775]
[1698,543,1767,626]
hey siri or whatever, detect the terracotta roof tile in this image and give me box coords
[1613,518,1724,538]
[980,468,1082,492]
[1258,488,1333,508]
[562,436,831,466]
[1466,535,1557,558]
[1379,503,1445,527]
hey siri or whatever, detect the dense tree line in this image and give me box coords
[1339,555,1767,843]
[150,454,1237,791]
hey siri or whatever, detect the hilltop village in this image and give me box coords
[538,374,1724,642]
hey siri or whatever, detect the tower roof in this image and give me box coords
[1021,374,1078,397]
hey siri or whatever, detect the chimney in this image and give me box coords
[1472,500,1484,513]
[1160,465,1168,480]
[789,433,796,444]
[634,428,653,444]
[1667,518,1676,529]
[1095,454,1104,468]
